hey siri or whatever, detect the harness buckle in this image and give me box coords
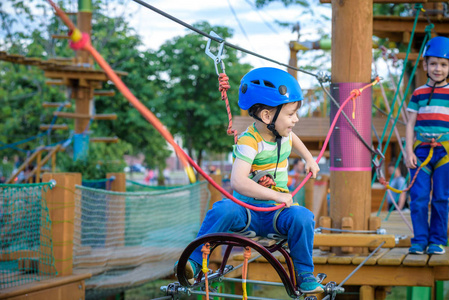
[205,31,225,75]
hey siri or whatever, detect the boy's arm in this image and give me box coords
[291,133,320,178]
[405,112,418,169]
[230,158,293,207]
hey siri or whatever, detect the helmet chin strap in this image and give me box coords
[426,73,447,105]
[253,105,283,179]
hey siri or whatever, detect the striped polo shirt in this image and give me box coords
[407,84,449,142]
[233,123,292,193]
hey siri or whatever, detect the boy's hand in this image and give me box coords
[406,152,417,169]
[305,160,320,178]
[275,193,293,208]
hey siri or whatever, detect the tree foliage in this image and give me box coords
[1,1,253,178]
[152,21,252,166]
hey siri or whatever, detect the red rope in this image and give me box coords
[46,0,378,212]
[218,73,238,144]
[378,138,439,193]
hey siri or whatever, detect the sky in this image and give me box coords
[121,0,332,89]
[1,0,332,89]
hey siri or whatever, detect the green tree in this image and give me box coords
[0,1,170,178]
[153,21,252,167]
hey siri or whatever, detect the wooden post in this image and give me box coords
[106,173,126,247]
[360,285,375,300]
[341,217,354,253]
[42,173,82,276]
[288,41,299,80]
[36,151,42,183]
[74,5,93,135]
[330,0,373,254]
[319,216,331,252]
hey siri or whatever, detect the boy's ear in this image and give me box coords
[423,59,428,72]
[260,109,273,124]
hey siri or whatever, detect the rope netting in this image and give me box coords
[72,182,210,298]
[125,179,186,192]
[0,183,57,289]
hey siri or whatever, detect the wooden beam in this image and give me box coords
[90,137,119,143]
[24,145,62,182]
[94,90,116,97]
[39,124,69,131]
[45,79,65,86]
[5,147,45,184]
[396,52,421,61]
[314,234,396,248]
[373,16,449,35]
[42,102,72,108]
[92,114,117,120]
[53,111,117,120]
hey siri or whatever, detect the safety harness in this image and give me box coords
[249,105,284,179]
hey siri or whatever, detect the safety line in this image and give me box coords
[46,0,377,212]
[131,0,319,79]
[372,25,432,186]
[376,4,422,148]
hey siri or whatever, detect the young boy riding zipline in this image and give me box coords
[176,67,324,294]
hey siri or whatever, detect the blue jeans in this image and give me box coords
[410,145,449,246]
[190,192,316,273]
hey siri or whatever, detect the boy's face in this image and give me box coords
[272,102,301,137]
[424,56,449,86]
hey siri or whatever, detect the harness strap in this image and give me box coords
[414,140,449,171]
[435,141,449,169]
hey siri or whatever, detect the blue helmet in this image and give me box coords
[423,36,449,59]
[238,67,303,110]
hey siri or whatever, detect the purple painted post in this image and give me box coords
[329,83,372,171]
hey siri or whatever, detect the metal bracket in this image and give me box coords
[317,71,331,83]
[205,31,225,75]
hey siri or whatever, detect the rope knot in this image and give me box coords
[430,138,438,148]
[258,175,276,188]
[201,243,211,256]
[218,73,231,99]
[351,89,362,98]
[69,32,90,51]
[243,247,251,259]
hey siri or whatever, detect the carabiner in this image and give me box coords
[205,31,225,75]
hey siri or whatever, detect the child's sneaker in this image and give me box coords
[408,244,426,254]
[297,272,324,294]
[174,259,201,284]
[427,244,446,255]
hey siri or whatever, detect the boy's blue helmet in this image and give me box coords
[238,67,303,110]
[423,36,449,59]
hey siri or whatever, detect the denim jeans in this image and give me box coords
[190,191,316,273]
[410,145,449,246]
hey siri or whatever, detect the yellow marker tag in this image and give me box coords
[71,28,82,42]
[185,166,196,183]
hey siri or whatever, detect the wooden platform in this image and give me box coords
[232,210,449,289]
[0,273,91,300]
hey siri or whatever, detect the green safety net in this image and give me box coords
[73,181,210,299]
[125,179,186,192]
[0,182,57,289]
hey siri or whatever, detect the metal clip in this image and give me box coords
[317,71,331,83]
[205,31,225,75]
[372,147,385,170]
